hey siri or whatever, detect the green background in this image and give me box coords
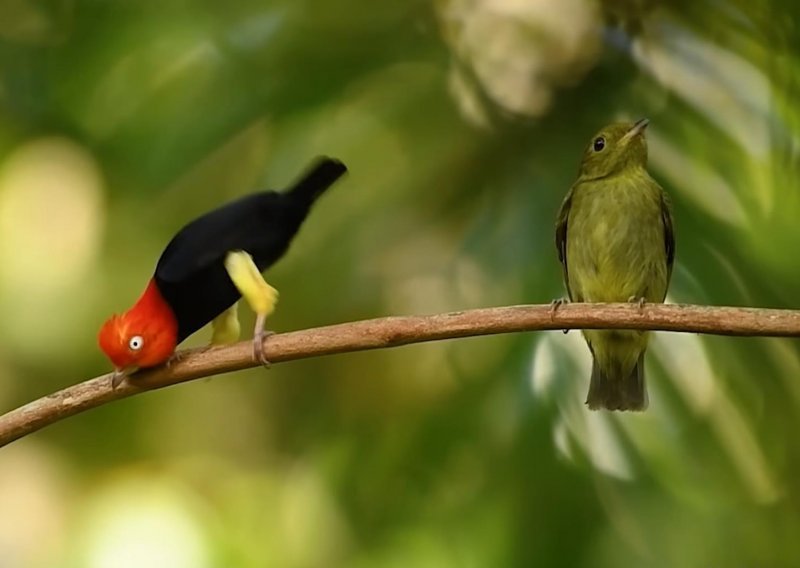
[1,0,799,566]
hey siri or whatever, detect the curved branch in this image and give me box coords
[2,302,799,448]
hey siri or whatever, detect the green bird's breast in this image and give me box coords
[566,169,668,304]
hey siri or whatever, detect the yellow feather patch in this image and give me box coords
[223,250,279,316]
[211,302,241,345]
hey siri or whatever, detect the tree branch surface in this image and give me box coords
[1,302,798,448]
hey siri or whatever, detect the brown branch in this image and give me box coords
[1,302,799,448]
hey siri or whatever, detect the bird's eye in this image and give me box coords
[129,336,144,351]
[593,137,606,152]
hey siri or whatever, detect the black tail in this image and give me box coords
[286,157,347,207]
[586,353,647,411]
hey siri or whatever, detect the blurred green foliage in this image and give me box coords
[1,0,800,566]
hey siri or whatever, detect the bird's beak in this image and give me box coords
[622,118,649,143]
[110,366,137,389]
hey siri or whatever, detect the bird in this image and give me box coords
[98,156,347,387]
[555,119,674,411]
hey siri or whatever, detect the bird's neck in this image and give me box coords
[579,164,648,183]
[129,279,179,335]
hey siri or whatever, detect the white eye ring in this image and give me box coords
[129,335,144,351]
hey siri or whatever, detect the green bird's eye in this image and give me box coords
[593,137,606,152]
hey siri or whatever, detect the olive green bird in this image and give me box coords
[555,119,675,411]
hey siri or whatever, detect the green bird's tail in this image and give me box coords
[586,352,647,411]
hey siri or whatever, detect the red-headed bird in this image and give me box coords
[99,157,347,386]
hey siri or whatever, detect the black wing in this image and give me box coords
[661,191,676,289]
[555,187,574,301]
[155,192,290,284]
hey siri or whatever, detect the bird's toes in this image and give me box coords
[550,297,571,333]
[550,297,569,316]
[626,296,647,314]
[253,330,275,369]
[165,350,189,368]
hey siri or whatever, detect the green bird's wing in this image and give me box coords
[555,187,574,301]
[661,191,676,293]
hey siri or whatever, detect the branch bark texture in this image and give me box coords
[2,302,799,448]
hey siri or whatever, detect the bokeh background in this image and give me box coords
[0,0,799,566]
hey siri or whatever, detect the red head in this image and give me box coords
[98,279,179,372]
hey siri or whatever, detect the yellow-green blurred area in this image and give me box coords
[1,0,800,565]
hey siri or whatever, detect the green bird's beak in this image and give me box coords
[622,118,649,143]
